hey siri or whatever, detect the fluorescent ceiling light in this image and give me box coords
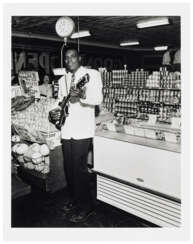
[120,41,140,46]
[137,17,169,28]
[71,30,91,39]
[154,46,168,51]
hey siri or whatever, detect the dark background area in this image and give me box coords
[12,36,163,84]
[12,16,180,84]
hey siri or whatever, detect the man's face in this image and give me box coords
[65,49,81,73]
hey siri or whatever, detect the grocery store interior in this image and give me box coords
[11,16,181,228]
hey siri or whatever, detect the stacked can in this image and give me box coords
[139,102,159,115]
[127,69,149,88]
[159,90,181,104]
[115,99,138,117]
[127,88,139,102]
[112,70,128,86]
[99,68,112,87]
[159,67,179,88]
[146,71,160,88]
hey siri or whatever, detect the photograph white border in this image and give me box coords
[3,2,190,242]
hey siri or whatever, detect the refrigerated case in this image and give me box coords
[93,129,181,227]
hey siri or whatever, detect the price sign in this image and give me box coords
[11,86,22,98]
[148,114,157,125]
[171,117,181,129]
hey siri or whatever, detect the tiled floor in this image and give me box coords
[12,183,158,228]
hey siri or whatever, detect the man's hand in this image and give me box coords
[49,107,61,123]
[70,87,86,103]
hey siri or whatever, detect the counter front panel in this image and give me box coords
[94,132,181,200]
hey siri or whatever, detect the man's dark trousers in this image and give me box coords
[62,138,93,211]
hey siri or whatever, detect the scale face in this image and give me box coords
[55,16,75,38]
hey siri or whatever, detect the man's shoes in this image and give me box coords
[61,200,76,212]
[68,208,94,223]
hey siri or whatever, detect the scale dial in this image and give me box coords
[55,16,75,38]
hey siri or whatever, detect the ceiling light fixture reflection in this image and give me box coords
[71,30,91,39]
[137,17,169,28]
[154,46,168,51]
[120,41,140,46]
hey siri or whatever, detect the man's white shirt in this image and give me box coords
[58,66,103,139]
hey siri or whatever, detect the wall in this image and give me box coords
[12,36,164,84]
[12,37,142,79]
[12,37,61,83]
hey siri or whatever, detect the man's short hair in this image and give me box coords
[65,47,79,56]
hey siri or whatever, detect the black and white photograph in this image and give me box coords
[2,2,191,242]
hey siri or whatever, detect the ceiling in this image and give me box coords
[12,16,181,51]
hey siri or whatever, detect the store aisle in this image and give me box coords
[11,182,158,228]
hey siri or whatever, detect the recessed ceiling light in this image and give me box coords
[120,41,140,46]
[71,30,91,39]
[154,46,168,51]
[137,17,169,29]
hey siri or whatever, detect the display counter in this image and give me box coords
[93,128,181,227]
[95,129,180,153]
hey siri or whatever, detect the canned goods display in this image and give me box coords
[100,67,181,124]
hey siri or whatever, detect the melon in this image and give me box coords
[15,143,29,155]
[40,144,50,156]
[26,162,35,170]
[30,143,41,152]
[17,155,24,163]
[12,144,20,153]
[11,135,20,142]
[42,165,50,174]
[31,152,43,164]
[35,163,45,172]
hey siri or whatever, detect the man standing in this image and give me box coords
[51,48,103,223]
